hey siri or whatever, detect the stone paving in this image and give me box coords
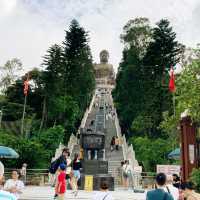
[19,186,146,200]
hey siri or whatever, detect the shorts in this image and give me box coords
[73,170,80,180]
[66,174,71,180]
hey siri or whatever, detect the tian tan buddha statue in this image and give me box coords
[94,50,115,85]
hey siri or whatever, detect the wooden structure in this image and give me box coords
[180,116,198,181]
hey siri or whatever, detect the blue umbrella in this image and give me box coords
[168,148,180,160]
[0,146,19,158]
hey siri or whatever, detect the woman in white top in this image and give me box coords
[4,170,24,199]
[92,181,113,200]
[122,160,132,189]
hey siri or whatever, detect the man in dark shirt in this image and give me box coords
[146,173,174,200]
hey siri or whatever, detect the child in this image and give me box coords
[55,164,66,200]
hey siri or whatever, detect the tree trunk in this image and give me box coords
[39,97,46,132]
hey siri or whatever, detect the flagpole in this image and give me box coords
[173,92,176,117]
[21,94,27,135]
[21,74,29,136]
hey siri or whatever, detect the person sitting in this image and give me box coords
[146,173,174,200]
[181,181,200,200]
[4,170,24,199]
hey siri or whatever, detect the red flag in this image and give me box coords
[24,78,29,96]
[169,67,175,93]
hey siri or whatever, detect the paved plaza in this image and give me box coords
[19,186,146,200]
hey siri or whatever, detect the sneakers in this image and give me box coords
[74,191,78,197]
[71,190,78,197]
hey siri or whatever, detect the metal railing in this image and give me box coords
[4,168,49,186]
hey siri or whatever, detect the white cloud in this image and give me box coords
[0,0,17,16]
[0,0,199,72]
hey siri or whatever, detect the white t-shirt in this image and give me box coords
[66,158,72,174]
[122,164,132,173]
[0,161,4,176]
[164,184,179,200]
[0,190,17,200]
[92,191,113,200]
[4,179,24,199]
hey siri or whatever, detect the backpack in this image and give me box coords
[49,159,59,174]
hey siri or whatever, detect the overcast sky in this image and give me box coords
[0,0,200,72]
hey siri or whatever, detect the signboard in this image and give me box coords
[189,144,195,164]
[84,175,93,191]
[157,165,180,176]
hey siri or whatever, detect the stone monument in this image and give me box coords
[94,50,115,85]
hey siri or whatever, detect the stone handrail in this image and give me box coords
[110,94,140,188]
[80,93,95,128]
[67,134,78,154]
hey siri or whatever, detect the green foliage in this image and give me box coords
[63,19,95,108]
[0,126,66,168]
[113,18,183,171]
[114,18,182,138]
[131,114,153,135]
[120,17,152,59]
[0,58,23,93]
[131,136,172,171]
[176,60,200,121]
[0,19,95,168]
[161,59,200,135]
[36,125,65,160]
[0,130,46,168]
[190,168,200,192]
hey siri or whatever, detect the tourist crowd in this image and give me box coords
[146,173,200,200]
[49,148,82,200]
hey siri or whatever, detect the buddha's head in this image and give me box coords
[100,50,109,64]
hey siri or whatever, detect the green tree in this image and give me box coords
[120,17,152,59]
[161,59,200,135]
[131,136,172,171]
[0,58,23,93]
[63,19,95,109]
[37,125,65,159]
[42,44,64,127]
[113,17,152,135]
[0,130,46,168]
[140,19,182,137]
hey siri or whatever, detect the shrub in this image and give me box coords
[190,168,200,192]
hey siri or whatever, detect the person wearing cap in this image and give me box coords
[146,173,174,200]
[55,164,66,200]
[181,182,200,200]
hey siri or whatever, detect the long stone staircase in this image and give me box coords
[53,86,140,189]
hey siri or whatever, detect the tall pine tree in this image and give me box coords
[63,19,95,110]
[141,19,182,137]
